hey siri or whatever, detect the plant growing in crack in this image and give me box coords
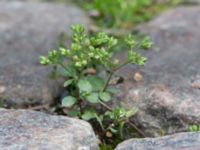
[40,24,152,147]
[189,125,200,132]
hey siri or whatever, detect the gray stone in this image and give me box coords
[0,0,36,1]
[183,0,200,4]
[114,6,200,136]
[0,108,98,150]
[0,1,91,107]
[115,132,200,150]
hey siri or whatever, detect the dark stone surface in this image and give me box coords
[115,132,200,150]
[0,1,91,107]
[114,6,200,136]
[0,108,98,150]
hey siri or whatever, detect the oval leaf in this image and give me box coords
[87,76,105,91]
[78,79,92,92]
[106,87,119,94]
[81,109,96,121]
[86,93,99,103]
[99,92,111,102]
[110,127,118,133]
[62,96,77,107]
[63,79,74,87]
[58,66,77,77]
[68,109,80,117]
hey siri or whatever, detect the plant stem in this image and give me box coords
[99,100,112,111]
[102,71,114,92]
[126,120,146,138]
[99,99,146,138]
[58,62,68,71]
[113,60,130,72]
[58,57,145,137]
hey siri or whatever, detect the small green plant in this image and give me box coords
[189,125,200,132]
[80,0,181,28]
[40,24,152,147]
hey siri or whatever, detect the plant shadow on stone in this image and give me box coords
[40,24,152,149]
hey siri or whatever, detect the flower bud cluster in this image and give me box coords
[40,24,152,71]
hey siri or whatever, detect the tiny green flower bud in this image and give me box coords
[59,47,69,56]
[125,34,136,47]
[52,50,57,55]
[88,53,94,57]
[75,62,82,67]
[71,43,81,51]
[39,56,50,65]
[48,50,58,59]
[82,60,87,65]
[73,55,79,60]
[113,59,119,65]
[95,55,100,59]
[108,37,118,48]
[141,37,153,50]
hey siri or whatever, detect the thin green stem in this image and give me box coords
[102,60,130,92]
[58,62,68,71]
[113,60,130,72]
[99,99,146,138]
[126,120,146,138]
[102,71,114,92]
[99,100,112,111]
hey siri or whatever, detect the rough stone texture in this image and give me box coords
[0,108,98,150]
[115,132,200,150]
[114,6,200,136]
[0,1,91,107]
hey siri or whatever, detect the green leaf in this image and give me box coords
[189,126,194,132]
[95,114,104,130]
[99,92,111,102]
[190,125,199,132]
[87,76,105,91]
[81,109,96,121]
[109,127,118,133]
[86,93,99,103]
[78,79,92,92]
[100,144,113,150]
[62,96,77,107]
[119,122,125,139]
[118,107,126,118]
[105,111,114,119]
[68,109,80,117]
[0,100,4,108]
[58,66,77,77]
[126,107,138,118]
[106,87,119,94]
[63,79,74,87]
